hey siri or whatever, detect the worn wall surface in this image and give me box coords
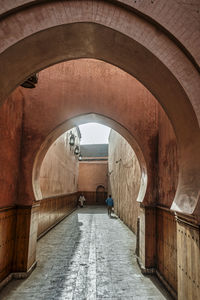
[158,109,178,208]
[0,89,23,208]
[0,0,199,217]
[17,59,158,207]
[78,162,108,192]
[108,130,141,233]
[39,128,79,198]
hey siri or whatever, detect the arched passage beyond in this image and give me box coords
[0,1,199,215]
[32,113,147,207]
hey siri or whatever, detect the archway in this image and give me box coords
[0,2,199,215]
[32,113,147,207]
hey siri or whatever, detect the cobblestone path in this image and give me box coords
[0,206,171,300]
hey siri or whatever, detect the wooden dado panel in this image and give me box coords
[0,207,16,281]
[27,204,39,270]
[177,218,200,300]
[38,193,77,237]
[156,207,177,293]
[139,207,146,266]
[145,207,156,268]
[139,206,156,269]
[13,204,39,272]
[78,191,107,205]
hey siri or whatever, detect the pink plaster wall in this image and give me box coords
[39,128,79,198]
[108,130,141,233]
[158,109,178,208]
[78,162,108,192]
[17,59,158,206]
[0,89,23,207]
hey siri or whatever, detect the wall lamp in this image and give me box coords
[74,145,80,155]
[21,73,38,88]
[69,131,75,146]
[115,159,122,164]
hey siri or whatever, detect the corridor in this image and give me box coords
[0,206,171,300]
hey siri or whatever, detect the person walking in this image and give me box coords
[106,194,114,217]
[78,193,86,208]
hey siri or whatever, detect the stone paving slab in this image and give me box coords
[0,206,172,300]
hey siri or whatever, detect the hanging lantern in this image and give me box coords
[69,132,75,146]
[74,145,80,155]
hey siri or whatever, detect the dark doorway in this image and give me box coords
[96,185,107,205]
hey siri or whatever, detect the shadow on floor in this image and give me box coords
[145,274,173,300]
[77,205,107,214]
[110,215,118,219]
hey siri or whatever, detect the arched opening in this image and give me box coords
[96,185,106,205]
[32,113,147,206]
[0,2,199,214]
[0,2,199,298]
[0,56,184,298]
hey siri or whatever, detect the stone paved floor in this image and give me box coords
[0,206,172,300]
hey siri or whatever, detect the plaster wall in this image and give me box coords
[78,162,108,192]
[1,0,199,69]
[158,109,178,208]
[39,128,79,198]
[18,59,158,206]
[0,89,23,208]
[0,1,200,215]
[108,130,141,233]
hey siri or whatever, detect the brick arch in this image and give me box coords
[32,113,147,205]
[0,1,199,215]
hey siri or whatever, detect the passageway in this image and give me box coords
[0,206,171,300]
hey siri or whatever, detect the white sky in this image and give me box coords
[79,123,111,144]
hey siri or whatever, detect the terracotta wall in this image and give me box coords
[16,59,159,206]
[39,128,79,198]
[158,109,178,208]
[108,130,141,233]
[0,89,23,208]
[78,161,108,192]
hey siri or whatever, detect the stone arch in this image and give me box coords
[32,113,147,207]
[0,1,199,215]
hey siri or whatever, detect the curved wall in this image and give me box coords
[39,129,79,198]
[108,130,141,233]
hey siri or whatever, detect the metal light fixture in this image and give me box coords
[21,74,38,88]
[74,145,80,155]
[115,159,122,164]
[69,131,75,146]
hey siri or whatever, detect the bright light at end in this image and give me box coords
[79,123,111,144]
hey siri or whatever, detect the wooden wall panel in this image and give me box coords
[177,217,200,300]
[13,205,39,273]
[156,207,177,294]
[27,204,39,270]
[0,207,16,281]
[138,207,156,271]
[139,207,146,266]
[38,193,77,237]
[145,207,156,268]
